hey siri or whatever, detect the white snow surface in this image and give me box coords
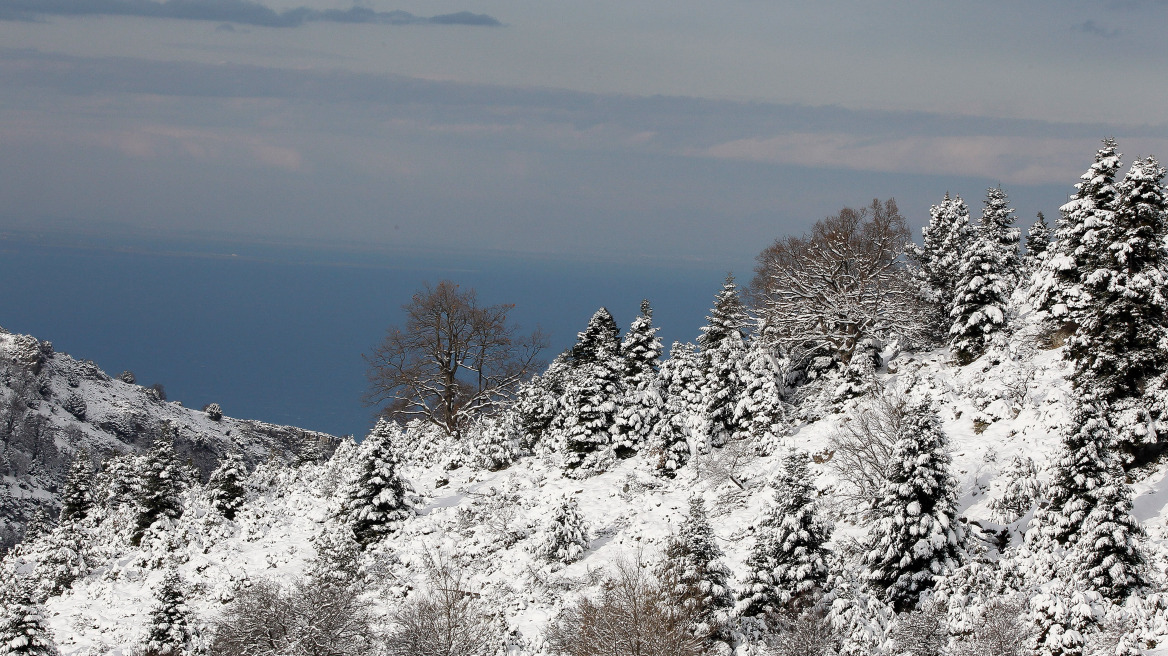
[20,319,1168,653]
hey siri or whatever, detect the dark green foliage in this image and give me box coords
[134,431,187,545]
[908,193,973,340]
[658,497,732,638]
[737,451,831,618]
[861,399,964,612]
[948,187,1016,364]
[58,450,93,524]
[1025,211,1051,270]
[699,276,749,449]
[141,570,192,656]
[566,308,620,368]
[345,430,412,547]
[207,452,247,521]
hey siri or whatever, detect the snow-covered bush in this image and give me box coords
[384,556,503,656]
[536,496,589,564]
[203,402,222,421]
[60,392,86,420]
[138,569,193,656]
[0,593,60,656]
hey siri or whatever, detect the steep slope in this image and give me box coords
[0,328,339,552]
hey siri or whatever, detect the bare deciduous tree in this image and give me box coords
[384,554,501,656]
[827,389,910,509]
[546,557,707,656]
[949,598,1029,656]
[750,199,922,367]
[365,280,547,436]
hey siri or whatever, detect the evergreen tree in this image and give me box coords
[58,450,93,524]
[306,526,362,589]
[140,569,192,656]
[699,276,749,449]
[1025,211,1052,273]
[1032,139,1123,323]
[861,399,964,612]
[207,452,247,521]
[1073,457,1145,600]
[990,455,1041,524]
[733,326,788,453]
[1037,398,1113,546]
[908,193,973,340]
[948,188,1015,364]
[612,300,664,458]
[658,497,732,637]
[979,185,1022,285]
[0,594,59,656]
[30,525,88,599]
[1066,156,1168,403]
[344,429,412,547]
[134,431,187,544]
[647,343,701,477]
[737,451,831,618]
[536,496,589,564]
[566,307,620,368]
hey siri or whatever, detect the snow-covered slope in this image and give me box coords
[0,328,339,551]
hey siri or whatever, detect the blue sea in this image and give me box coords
[0,231,748,438]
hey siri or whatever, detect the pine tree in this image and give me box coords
[0,594,59,656]
[58,450,93,524]
[140,569,191,656]
[990,455,1041,524]
[555,308,626,476]
[536,496,589,564]
[1032,139,1123,323]
[1038,398,1113,546]
[948,188,1015,364]
[207,452,247,521]
[306,526,362,589]
[699,275,749,449]
[1066,156,1168,403]
[134,430,187,544]
[344,429,412,547]
[733,328,788,454]
[908,193,973,340]
[658,497,732,637]
[648,343,701,477]
[737,451,831,618]
[1073,457,1145,600]
[861,399,964,612]
[1025,211,1052,273]
[612,300,664,458]
[566,307,620,368]
[979,185,1022,285]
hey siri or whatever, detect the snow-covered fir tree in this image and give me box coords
[1035,398,1114,547]
[732,323,788,454]
[206,452,246,521]
[305,525,362,589]
[134,431,187,544]
[698,275,750,449]
[612,299,663,458]
[536,496,589,564]
[646,342,701,477]
[555,308,625,476]
[344,428,412,547]
[1032,138,1123,324]
[861,398,964,612]
[736,451,831,618]
[57,450,93,524]
[1066,156,1168,405]
[658,496,733,637]
[25,525,88,600]
[948,188,1016,364]
[0,593,59,656]
[1025,211,1052,273]
[908,193,973,340]
[1073,457,1145,600]
[979,185,1022,285]
[139,569,192,656]
[469,414,522,471]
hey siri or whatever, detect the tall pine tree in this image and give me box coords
[732,325,788,454]
[908,193,973,340]
[557,308,625,475]
[134,430,187,545]
[648,342,702,477]
[736,451,831,618]
[1073,457,1145,600]
[612,300,664,458]
[861,399,964,612]
[1024,211,1052,273]
[1032,138,1123,324]
[699,275,749,449]
[948,188,1016,364]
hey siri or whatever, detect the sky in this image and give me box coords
[2,0,1167,266]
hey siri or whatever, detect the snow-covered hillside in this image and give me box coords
[11,308,1168,655]
[0,327,339,551]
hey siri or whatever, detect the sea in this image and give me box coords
[0,230,748,438]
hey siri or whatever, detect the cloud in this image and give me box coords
[0,0,501,28]
[1073,19,1121,37]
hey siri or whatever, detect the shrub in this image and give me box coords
[384,557,501,656]
[148,384,167,402]
[204,403,223,422]
[119,370,136,384]
[62,392,86,420]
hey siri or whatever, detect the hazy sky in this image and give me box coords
[2,0,1167,265]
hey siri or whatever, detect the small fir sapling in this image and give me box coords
[657,496,733,638]
[139,569,192,656]
[58,450,94,524]
[536,496,589,564]
[343,428,412,547]
[203,403,222,421]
